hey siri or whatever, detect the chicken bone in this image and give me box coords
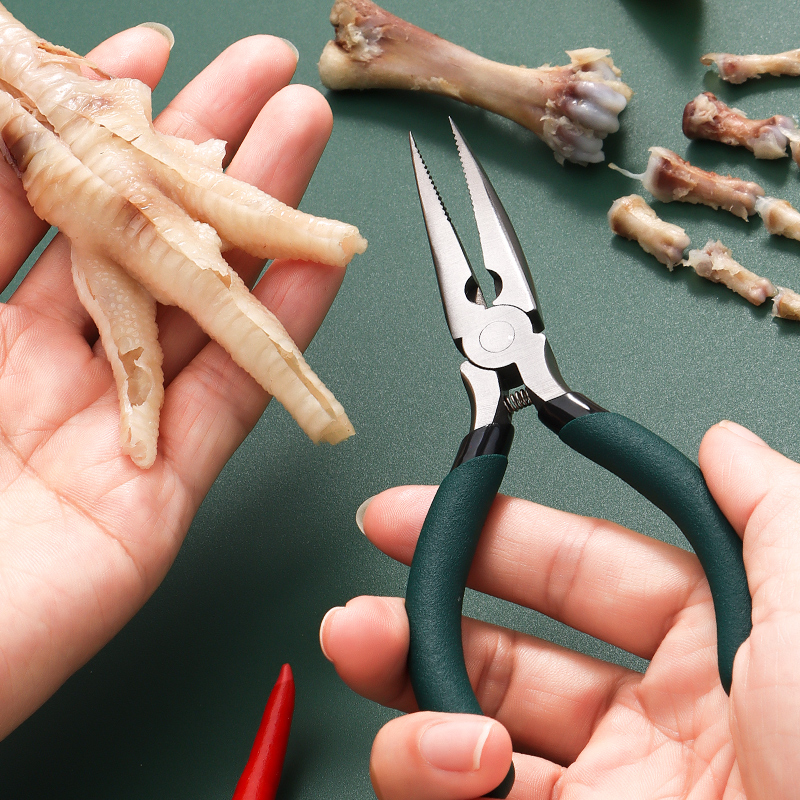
[607,194,690,269]
[607,196,788,315]
[755,195,800,241]
[683,240,776,306]
[318,0,632,166]
[772,286,800,321]
[610,147,764,220]
[682,92,796,160]
[701,48,800,84]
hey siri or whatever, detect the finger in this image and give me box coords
[358,487,706,660]
[226,83,333,208]
[157,82,334,384]
[699,421,800,800]
[0,25,172,296]
[510,754,563,800]
[370,712,512,800]
[320,596,639,765]
[154,34,299,163]
[699,421,800,622]
[325,601,570,797]
[320,597,414,710]
[698,420,800,541]
[89,23,175,89]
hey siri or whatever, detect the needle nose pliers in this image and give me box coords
[407,120,753,798]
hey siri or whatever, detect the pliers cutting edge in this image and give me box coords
[407,120,753,798]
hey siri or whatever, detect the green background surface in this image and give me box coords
[1,0,798,798]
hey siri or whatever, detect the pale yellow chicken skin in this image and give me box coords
[0,3,366,466]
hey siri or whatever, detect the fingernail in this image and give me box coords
[719,420,767,446]
[278,37,300,62]
[137,22,175,50]
[355,496,374,534]
[319,606,344,661]
[419,718,495,772]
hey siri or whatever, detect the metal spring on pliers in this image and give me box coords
[504,387,536,414]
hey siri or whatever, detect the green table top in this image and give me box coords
[1,0,798,798]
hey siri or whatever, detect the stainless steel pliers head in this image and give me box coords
[410,119,589,436]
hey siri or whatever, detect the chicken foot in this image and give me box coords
[0,3,366,466]
[71,248,164,468]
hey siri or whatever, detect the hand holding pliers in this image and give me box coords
[407,120,752,798]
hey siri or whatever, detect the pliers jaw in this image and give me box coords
[448,120,543,330]
[409,122,544,344]
[410,121,598,442]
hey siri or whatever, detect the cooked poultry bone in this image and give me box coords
[0,3,366,467]
[683,240,776,306]
[607,194,689,269]
[608,196,790,313]
[682,92,795,160]
[701,48,800,84]
[772,286,800,321]
[318,0,632,165]
[610,147,764,220]
[755,196,800,241]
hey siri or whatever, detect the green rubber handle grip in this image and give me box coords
[406,453,514,798]
[559,411,752,693]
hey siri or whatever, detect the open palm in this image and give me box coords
[0,25,343,738]
[321,421,800,800]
